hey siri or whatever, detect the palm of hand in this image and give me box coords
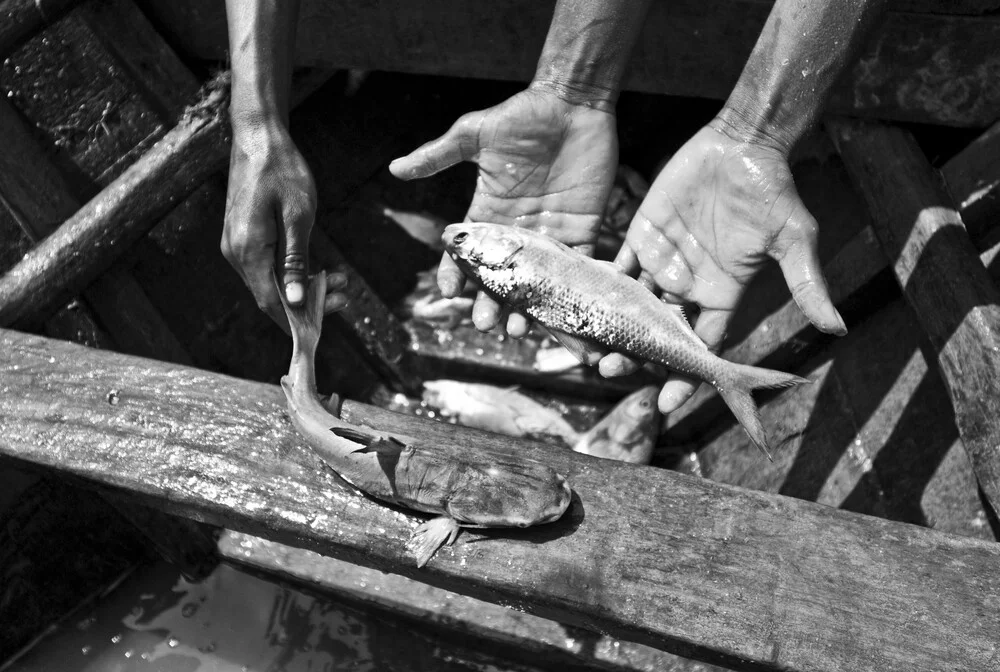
[466,89,617,256]
[624,126,810,314]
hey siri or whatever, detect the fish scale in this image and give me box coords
[444,223,810,458]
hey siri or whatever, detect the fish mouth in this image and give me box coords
[537,476,573,523]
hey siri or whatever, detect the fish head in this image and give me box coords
[447,462,573,528]
[616,386,661,427]
[442,223,528,300]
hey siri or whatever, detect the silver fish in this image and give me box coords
[573,386,660,465]
[382,207,448,251]
[422,380,579,446]
[442,223,809,458]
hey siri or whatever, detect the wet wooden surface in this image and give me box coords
[831,118,1000,516]
[2,328,999,672]
[140,0,1000,127]
[0,0,80,58]
[219,532,727,672]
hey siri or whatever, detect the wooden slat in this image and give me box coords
[1,328,999,672]
[219,532,719,672]
[667,118,1000,441]
[0,0,80,58]
[830,117,1000,515]
[139,0,1000,127]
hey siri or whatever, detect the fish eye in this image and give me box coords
[639,400,650,408]
[453,232,468,244]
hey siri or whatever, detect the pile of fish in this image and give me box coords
[422,380,662,465]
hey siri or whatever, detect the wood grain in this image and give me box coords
[0,0,80,59]
[830,117,1000,515]
[1,327,998,672]
[139,0,1000,127]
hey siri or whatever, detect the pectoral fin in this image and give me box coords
[546,328,607,366]
[406,516,461,568]
[329,426,407,494]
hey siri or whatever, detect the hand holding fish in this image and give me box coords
[598,122,845,413]
[389,85,617,338]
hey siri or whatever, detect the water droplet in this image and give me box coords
[181,602,199,618]
[124,649,134,658]
[167,637,180,648]
[81,645,92,655]
[475,348,485,356]
[111,634,122,644]
[107,389,120,405]
[801,69,810,77]
[426,410,436,419]
[362,316,371,325]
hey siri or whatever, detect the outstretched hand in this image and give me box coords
[602,121,846,413]
[390,84,617,337]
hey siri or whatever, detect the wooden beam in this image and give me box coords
[219,532,720,672]
[666,117,1000,441]
[829,117,1000,514]
[0,0,80,59]
[139,0,1000,127]
[1,328,999,672]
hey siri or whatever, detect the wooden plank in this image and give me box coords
[1,328,999,672]
[666,118,1000,441]
[0,0,79,59]
[219,532,726,672]
[830,117,1000,515]
[138,0,1000,127]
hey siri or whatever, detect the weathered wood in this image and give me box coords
[830,117,1000,515]
[1,328,999,672]
[667,118,1000,440]
[0,0,80,59]
[139,0,1000,127]
[219,532,725,672]
[0,74,232,331]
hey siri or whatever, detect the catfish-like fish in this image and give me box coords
[278,271,572,567]
[573,386,660,465]
[442,223,809,458]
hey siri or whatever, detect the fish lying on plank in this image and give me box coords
[278,271,572,567]
[442,223,809,458]
[422,380,579,446]
[423,380,661,465]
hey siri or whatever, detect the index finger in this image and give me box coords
[245,256,292,335]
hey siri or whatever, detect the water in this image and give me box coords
[2,562,536,672]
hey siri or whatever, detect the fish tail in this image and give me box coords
[715,364,810,461]
[276,269,327,395]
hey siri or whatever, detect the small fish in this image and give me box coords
[278,272,572,567]
[411,295,475,327]
[442,223,809,458]
[382,207,448,251]
[422,380,579,446]
[532,344,582,373]
[573,386,660,464]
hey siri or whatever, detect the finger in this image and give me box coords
[774,211,847,336]
[279,201,315,306]
[613,242,641,277]
[389,113,482,180]
[638,270,657,294]
[326,271,349,291]
[599,352,641,377]
[245,256,292,335]
[437,252,468,299]
[657,308,730,413]
[472,291,503,332]
[506,311,530,339]
[324,292,349,314]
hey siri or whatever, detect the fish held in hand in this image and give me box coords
[278,271,572,567]
[442,223,809,459]
[573,386,660,465]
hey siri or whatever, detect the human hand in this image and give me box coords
[389,84,617,337]
[602,120,846,413]
[222,124,348,332]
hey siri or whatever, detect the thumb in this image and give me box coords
[773,208,846,336]
[279,200,314,306]
[389,112,482,180]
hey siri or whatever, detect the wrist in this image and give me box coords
[528,77,617,112]
[712,98,801,156]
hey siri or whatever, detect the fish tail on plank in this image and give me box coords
[715,364,810,461]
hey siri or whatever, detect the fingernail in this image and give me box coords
[330,273,348,290]
[832,308,847,336]
[285,281,304,304]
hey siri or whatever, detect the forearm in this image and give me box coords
[225,0,299,134]
[716,0,888,152]
[532,0,653,110]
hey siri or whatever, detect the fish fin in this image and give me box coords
[330,427,406,494]
[664,302,690,327]
[715,365,811,461]
[546,328,605,367]
[406,517,461,568]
